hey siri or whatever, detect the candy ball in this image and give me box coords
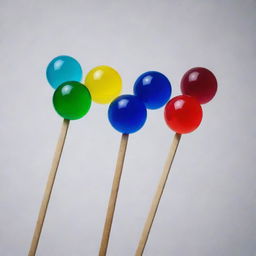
[133,71,172,109]
[46,56,82,89]
[84,66,122,104]
[164,95,203,134]
[108,95,147,134]
[53,81,91,120]
[181,67,217,104]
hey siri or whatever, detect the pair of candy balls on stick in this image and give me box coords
[29,57,124,256]
[135,68,217,255]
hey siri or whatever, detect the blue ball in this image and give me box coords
[46,55,82,89]
[133,71,172,109]
[108,95,147,134]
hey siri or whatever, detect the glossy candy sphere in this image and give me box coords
[53,81,91,120]
[108,95,147,134]
[133,71,172,109]
[164,95,203,134]
[46,56,82,89]
[84,66,122,104]
[181,67,217,104]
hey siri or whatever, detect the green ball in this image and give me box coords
[53,81,91,120]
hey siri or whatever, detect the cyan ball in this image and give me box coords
[46,55,82,89]
[133,71,172,109]
[108,95,147,134]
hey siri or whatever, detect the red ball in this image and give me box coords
[181,67,217,104]
[164,95,203,134]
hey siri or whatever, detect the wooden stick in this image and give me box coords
[99,134,129,256]
[28,119,70,256]
[135,133,181,256]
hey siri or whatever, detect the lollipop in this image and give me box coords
[108,95,147,134]
[136,95,203,255]
[29,57,91,256]
[136,68,217,255]
[181,67,217,104]
[99,73,171,256]
[165,95,203,134]
[53,81,91,120]
[46,55,83,89]
[133,71,172,109]
[99,95,146,256]
[85,65,122,104]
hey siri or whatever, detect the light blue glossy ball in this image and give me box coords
[46,55,82,89]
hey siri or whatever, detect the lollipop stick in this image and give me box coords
[99,133,129,256]
[135,133,181,256]
[28,119,70,256]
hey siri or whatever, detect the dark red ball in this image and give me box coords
[164,95,203,134]
[181,67,217,104]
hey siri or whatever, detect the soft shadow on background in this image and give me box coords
[0,0,255,255]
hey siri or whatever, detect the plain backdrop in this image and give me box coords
[0,0,255,255]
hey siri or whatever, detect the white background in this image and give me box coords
[0,0,255,255]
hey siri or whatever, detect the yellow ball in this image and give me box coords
[84,65,122,104]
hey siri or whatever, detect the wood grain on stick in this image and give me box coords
[28,119,70,256]
[99,134,129,256]
[135,133,181,256]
